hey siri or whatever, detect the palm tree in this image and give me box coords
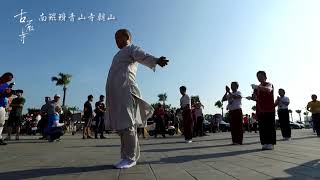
[252,105,256,111]
[158,93,167,106]
[191,96,200,106]
[51,73,72,107]
[215,100,224,117]
[68,106,80,114]
[296,110,302,123]
[288,109,293,122]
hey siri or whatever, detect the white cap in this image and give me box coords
[54,94,61,98]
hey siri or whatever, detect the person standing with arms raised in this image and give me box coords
[222,82,243,145]
[105,29,169,169]
[275,88,291,140]
[248,71,276,150]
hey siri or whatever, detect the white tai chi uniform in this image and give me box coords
[105,44,158,162]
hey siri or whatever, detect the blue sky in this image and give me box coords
[1,0,320,121]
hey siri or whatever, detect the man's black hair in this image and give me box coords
[179,86,187,91]
[256,71,267,77]
[1,72,13,78]
[116,29,131,39]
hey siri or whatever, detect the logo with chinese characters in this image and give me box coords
[14,9,117,44]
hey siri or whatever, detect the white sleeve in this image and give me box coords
[235,91,242,98]
[130,45,158,71]
[286,97,290,104]
[259,83,273,92]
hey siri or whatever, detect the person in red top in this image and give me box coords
[153,104,166,138]
[249,71,276,150]
[243,115,249,132]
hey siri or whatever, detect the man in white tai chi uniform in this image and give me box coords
[105,29,169,169]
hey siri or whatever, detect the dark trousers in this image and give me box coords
[278,109,291,138]
[183,109,193,140]
[229,109,243,144]
[258,112,276,145]
[252,122,258,133]
[94,115,105,137]
[38,116,49,136]
[312,113,320,135]
[48,127,64,141]
[155,117,165,137]
[195,116,204,136]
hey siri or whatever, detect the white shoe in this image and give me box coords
[265,144,274,150]
[262,144,268,150]
[113,159,124,168]
[284,137,291,141]
[117,160,137,169]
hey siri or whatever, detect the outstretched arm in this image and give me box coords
[130,45,169,70]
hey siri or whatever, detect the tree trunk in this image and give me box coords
[299,114,302,123]
[221,107,224,117]
[63,86,67,107]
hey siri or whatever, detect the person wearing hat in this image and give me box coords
[45,94,63,142]
[6,90,25,141]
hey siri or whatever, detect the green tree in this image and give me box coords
[51,73,72,107]
[158,93,167,106]
[67,106,80,114]
[296,110,302,122]
[215,100,224,116]
[191,96,200,106]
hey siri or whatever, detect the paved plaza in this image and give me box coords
[0,129,320,180]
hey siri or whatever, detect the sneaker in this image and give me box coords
[261,144,268,150]
[265,144,274,150]
[117,160,137,169]
[284,137,291,141]
[0,139,7,145]
[113,159,125,168]
[185,140,192,143]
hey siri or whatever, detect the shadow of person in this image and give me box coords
[141,141,260,153]
[141,148,261,164]
[270,159,320,180]
[0,165,114,180]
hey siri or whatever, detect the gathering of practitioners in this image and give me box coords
[1,29,319,171]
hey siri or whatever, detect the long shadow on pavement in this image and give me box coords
[65,135,318,149]
[0,165,114,180]
[141,141,261,153]
[271,159,320,179]
[141,148,262,164]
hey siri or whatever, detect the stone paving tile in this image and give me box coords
[1,130,320,180]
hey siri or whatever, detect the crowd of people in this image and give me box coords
[1,29,319,170]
